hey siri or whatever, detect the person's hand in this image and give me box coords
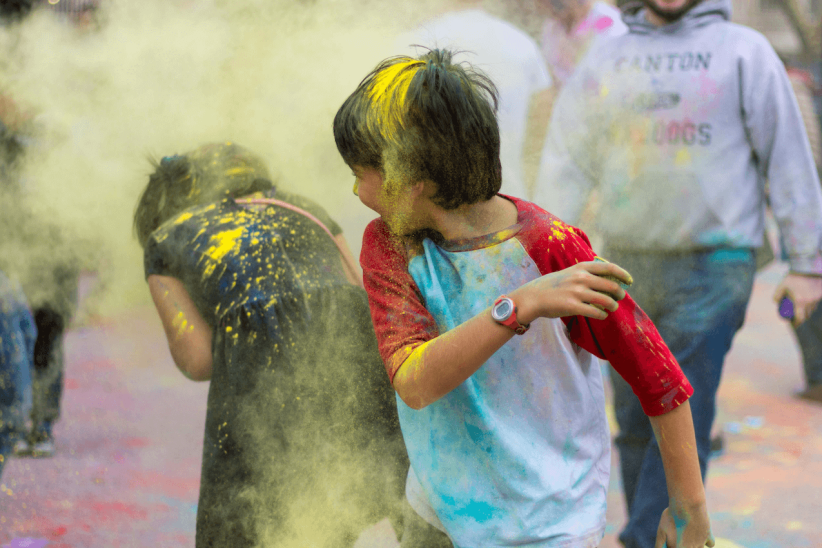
[774,273,822,325]
[513,260,633,323]
[655,505,715,548]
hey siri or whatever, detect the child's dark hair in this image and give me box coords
[133,142,274,248]
[333,48,501,210]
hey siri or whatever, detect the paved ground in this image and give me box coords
[1,262,820,548]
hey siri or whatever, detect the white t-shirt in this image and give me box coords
[540,1,628,86]
[397,9,553,200]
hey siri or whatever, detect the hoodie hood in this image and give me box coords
[621,0,731,34]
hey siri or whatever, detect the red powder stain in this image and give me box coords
[50,526,68,537]
[122,437,151,448]
[64,379,80,390]
[90,502,149,521]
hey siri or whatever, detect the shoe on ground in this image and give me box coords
[796,384,822,404]
[13,438,32,457]
[30,438,55,458]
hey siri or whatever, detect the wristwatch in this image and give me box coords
[491,295,530,335]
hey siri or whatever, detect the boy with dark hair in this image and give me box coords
[334,48,715,548]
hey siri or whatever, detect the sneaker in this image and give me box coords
[13,438,32,457]
[709,434,724,460]
[30,438,55,458]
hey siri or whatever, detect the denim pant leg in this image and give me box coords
[793,300,822,387]
[602,250,663,516]
[0,326,33,479]
[610,250,755,548]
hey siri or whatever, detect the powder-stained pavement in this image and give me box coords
[1,262,820,548]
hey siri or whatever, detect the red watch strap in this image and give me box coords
[494,295,530,335]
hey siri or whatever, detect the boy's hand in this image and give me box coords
[655,506,715,548]
[514,260,633,322]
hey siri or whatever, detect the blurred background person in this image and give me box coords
[0,0,102,459]
[535,0,627,88]
[534,0,822,546]
[397,0,555,199]
[0,94,83,460]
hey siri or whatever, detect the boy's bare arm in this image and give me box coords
[649,401,715,548]
[393,311,516,409]
[393,260,631,409]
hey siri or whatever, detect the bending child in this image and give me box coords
[333,50,715,548]
[134,142,408,547]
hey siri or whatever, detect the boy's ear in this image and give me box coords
[413,179,437,200]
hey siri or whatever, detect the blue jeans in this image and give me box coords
[603,248,756,548]
[0,285,36,479]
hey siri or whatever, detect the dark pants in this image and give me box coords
[793,299,822,388]
[778,233,822,388]
[603,248,756,548]
[30,306,66,440]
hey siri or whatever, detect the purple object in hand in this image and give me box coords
[779,296,795,320]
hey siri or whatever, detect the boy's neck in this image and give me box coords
[428,195,518,241]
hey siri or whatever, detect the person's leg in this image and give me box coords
[0,308,33,474]
[30,306,65,454]
[794,300,822,401]
[618,249,755,548]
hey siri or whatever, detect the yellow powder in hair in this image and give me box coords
[368,59,424,139]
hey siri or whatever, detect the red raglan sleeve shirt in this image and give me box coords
[360,197,693,417]
[514,198,693,416]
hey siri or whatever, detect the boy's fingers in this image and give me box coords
[587,290,619,312]
[585,274,627,302]
[579,302,610,320]
[585,260,634,287]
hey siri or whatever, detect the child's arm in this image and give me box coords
[147,274,213,381]
[392,260,630,409]
[334,234,364,287]
[650,401,715,548]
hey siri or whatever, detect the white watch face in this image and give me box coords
[492,299,514,321]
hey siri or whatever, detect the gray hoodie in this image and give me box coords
[534,0,822,274]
